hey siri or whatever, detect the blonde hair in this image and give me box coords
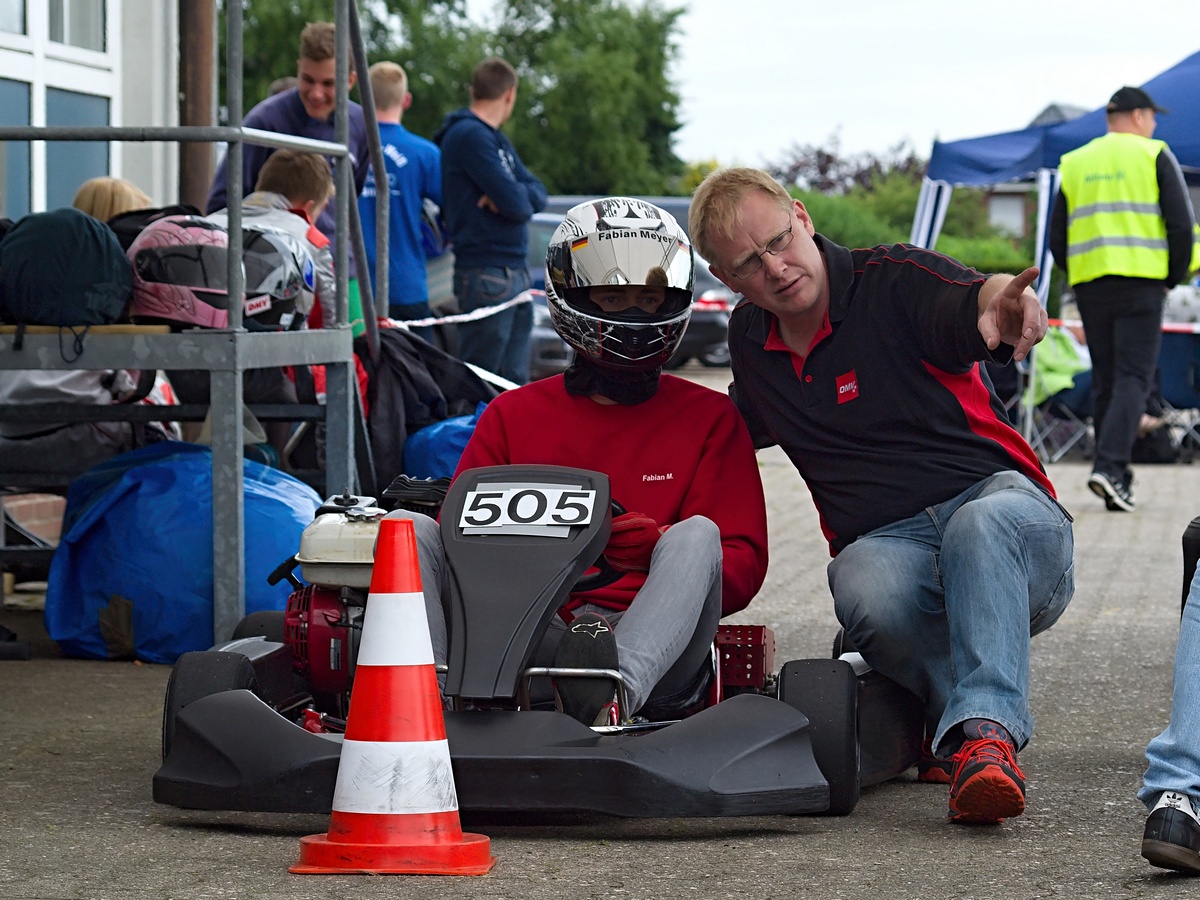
[689,167,792,264]
[645,266,669,286]
[369,61,408,110]
[71,176,152,221]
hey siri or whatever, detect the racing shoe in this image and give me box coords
[1088,469,1135,512]
[553,612,620,726]
[947,720,1026,825]
[1142,791,1200,874]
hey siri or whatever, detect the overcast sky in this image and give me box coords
[669,1,1198,165]
[469,1,1198,167]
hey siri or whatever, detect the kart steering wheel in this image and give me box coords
[570,498,627,593]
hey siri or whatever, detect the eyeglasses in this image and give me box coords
[728,222,794,280]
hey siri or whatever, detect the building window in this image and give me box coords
[46,88,108,210]
[49,0,105,52]
[0,78,30,219]
[0,0,24,35]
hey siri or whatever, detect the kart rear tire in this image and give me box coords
[162,651,259,760]
[231,610,286,643]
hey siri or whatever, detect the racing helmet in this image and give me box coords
[241,227,316,331]
[127,215,231,329]
[545,197,694,372]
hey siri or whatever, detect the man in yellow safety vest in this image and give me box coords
[1050,85,1196,512]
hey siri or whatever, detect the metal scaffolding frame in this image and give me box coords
[0,0,379,641]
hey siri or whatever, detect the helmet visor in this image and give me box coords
[135,245,230,300]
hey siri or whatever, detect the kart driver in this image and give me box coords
[397,197,769,726]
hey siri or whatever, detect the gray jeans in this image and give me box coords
[389,510,722,713]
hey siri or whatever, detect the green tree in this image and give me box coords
[374,1,487,141]
[213,1,688,196]
[491,0,686,194]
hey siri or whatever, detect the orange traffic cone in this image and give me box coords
[291,516,494,875]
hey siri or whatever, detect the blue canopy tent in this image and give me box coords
[909,49,1200,447]
[911,49,1200,304]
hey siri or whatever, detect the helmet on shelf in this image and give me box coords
[127,215,231,330]
[545,197,694,372]
[241,227,316,331]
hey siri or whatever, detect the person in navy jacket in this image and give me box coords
[434,57,546,384]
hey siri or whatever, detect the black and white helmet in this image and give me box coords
[241,227,316,331]
[545,198,694,372]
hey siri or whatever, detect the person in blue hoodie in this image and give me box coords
[434,56,547,384]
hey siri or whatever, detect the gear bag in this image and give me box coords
[44,441,321,664]
[0,207,133,326]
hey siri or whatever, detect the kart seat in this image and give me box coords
[438,465,613,701]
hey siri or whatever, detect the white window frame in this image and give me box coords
[0,0,120,211]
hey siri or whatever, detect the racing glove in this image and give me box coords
[604,511,663,573]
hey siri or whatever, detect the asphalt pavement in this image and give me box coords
[3,362,1200,899]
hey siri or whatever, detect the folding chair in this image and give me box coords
[1029,394,1093,463]
[1157,327,1200,457]
[1022,329,1094,464]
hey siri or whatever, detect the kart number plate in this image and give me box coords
[459,483,597,538]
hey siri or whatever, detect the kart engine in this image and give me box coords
[284,584,364,696]
[284,494,383,698]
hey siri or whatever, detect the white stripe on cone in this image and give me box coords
[356,591,435,667]
[332,738,459,815]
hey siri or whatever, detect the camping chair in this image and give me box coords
[1023,328,1094,464]
[1157,327,1200,458]
[1029,392,1093,464]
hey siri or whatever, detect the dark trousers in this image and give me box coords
[1075,278,1166,479]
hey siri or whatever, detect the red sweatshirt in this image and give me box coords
[453,374,769,616]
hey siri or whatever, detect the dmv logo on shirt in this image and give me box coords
[836,370,859,404]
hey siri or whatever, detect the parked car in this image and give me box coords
[525,210,736,378]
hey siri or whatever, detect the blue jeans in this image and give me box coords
[453,265,533,385]
[828,471,1075,754]
[1140,568,1200,808]
[391,510,722,714]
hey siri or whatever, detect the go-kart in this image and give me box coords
[154,465,923,818]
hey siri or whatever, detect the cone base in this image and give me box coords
[290,831,495,876]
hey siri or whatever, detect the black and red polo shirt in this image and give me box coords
[728,235,1054,555]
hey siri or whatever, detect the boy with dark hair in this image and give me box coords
[208,149,335,328]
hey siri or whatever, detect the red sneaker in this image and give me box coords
[947,737,1026,824]
[916,737,953,784]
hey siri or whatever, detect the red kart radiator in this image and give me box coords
[715,624,775,690]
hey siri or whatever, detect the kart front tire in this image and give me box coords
[162,651,259,760]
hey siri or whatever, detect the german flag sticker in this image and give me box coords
[571,237,588,251]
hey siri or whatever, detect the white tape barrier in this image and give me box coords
[383,289,538,331]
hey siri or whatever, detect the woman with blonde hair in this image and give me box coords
[72,176,151,221]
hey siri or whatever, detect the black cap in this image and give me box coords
[1106,86,1168,114]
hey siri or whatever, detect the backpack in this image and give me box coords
[0,207,132,326]
[106,203,201,252]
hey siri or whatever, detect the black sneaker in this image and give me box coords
[1088,470,1135,512]
[552,612,620,726]
[1143,791,1200,874]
